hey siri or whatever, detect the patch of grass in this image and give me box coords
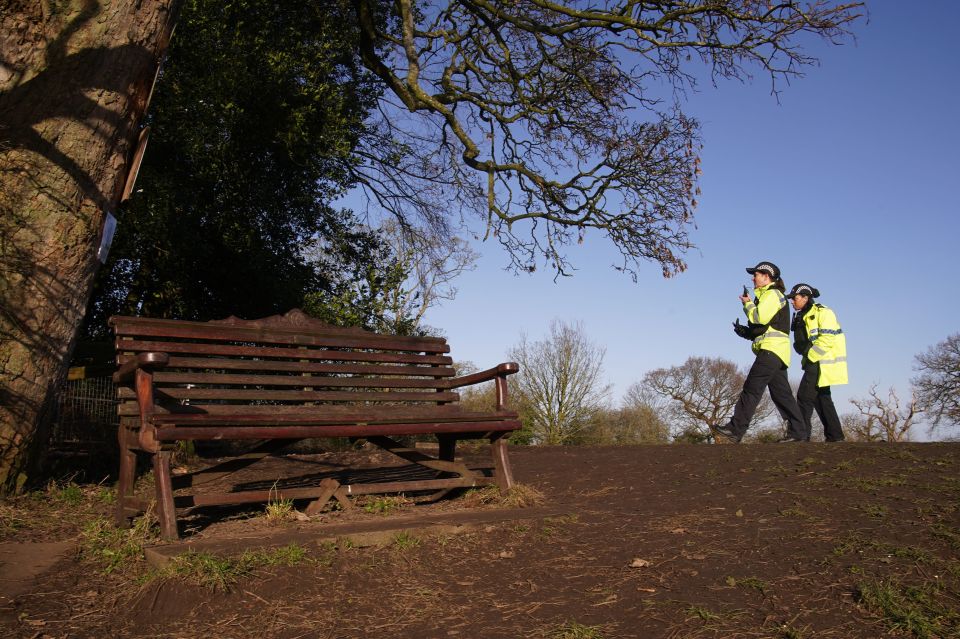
[79,513,158,574]
[547,621,606,639]
[501,483,545,508]
[686,605,720,621]
[167,544,309,591]
[778,506,816,520]
[930,524,960,551]
[833,460,855,471]
[832,534,933,564]
[168,551,249,591]
[460,486,501,507]
[392,531,421,551]
[862,504,889,519]
[0,504,27,535]
[854,476,908,491]
[726,576,768,595]
[856,579,960,639]
[264,497,295,524]
[361,495,411,515]
[50,481,85,506]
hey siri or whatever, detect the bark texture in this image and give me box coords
[0,0,177,493]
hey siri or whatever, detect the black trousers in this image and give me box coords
[730,350,806,439]
[797,362,845,441]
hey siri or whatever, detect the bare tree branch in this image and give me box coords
[350,0,864,278]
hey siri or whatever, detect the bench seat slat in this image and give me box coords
[148,409,518,426]
[149,372,451,389]
[118,403,475,418]
[117,387,459,402]
[114,340,453,365]
[155,420,522,441]
[118,355,455,377]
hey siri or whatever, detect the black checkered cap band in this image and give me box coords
[747,262,779,278]
[787,283,818,298]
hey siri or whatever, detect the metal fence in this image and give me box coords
[49,375,118,453]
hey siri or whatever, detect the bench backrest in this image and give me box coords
[110,310,457,418]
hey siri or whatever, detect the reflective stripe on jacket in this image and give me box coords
[802,303,848,386]
[743,284,791,366]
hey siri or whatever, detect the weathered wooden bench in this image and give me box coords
[111,309,521,540]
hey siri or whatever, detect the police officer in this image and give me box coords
[787,283,847,442]
[716,261,807,443]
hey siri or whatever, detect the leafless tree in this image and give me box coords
[378,219,479,329]
[352,0,864,278]
[841,412,882,442]
[639,356,775,443]
[912,333,960,435]
[582,403,670,446]
[849,385,918,443]
[508,320,611,445]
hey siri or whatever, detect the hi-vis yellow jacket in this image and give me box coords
[743,284,791,366]
[802,304,848,386]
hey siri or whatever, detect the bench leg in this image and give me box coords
[114,427,137,528]
[438,435,457,462]
[490,434,514,493]
[152,451,179,541]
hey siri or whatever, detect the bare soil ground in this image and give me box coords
[2,442,959,638]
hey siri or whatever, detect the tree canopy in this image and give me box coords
[83,0,395,335]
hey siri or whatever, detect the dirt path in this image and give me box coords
[2,443,959,638]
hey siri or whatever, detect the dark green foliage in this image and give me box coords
[83,0,393,335]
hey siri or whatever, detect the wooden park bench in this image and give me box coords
[111,309,521,540]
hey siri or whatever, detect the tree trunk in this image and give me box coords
[0,0,178,494]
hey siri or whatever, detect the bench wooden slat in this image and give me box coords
[155,420,521,441]
[117,387,460,402]
[116,402,477,418]
[118,355,455,377]
[148,409,517,425]
[114,340,453,365]
[112,320,449,353]
[149,372,452,389]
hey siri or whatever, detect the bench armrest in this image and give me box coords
[113,352,170,384]
[447,362,519,411]
[446,362,519,389]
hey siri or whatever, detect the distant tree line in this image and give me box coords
[464,323,960,446]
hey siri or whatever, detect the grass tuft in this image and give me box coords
[547,621,606,639]
[686,605,720,621]
[359,494,412,515]
[392,531,421,551]
[501,483,545,508]
[856,579,960,639]
[726,576,768,595]
[264,497,295,524]
[79,513,158,574]
[167,544,309,591]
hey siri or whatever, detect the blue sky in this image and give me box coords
[418,1,960,437]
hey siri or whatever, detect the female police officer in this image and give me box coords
[787,283,847,442]
[715,261,806,443]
